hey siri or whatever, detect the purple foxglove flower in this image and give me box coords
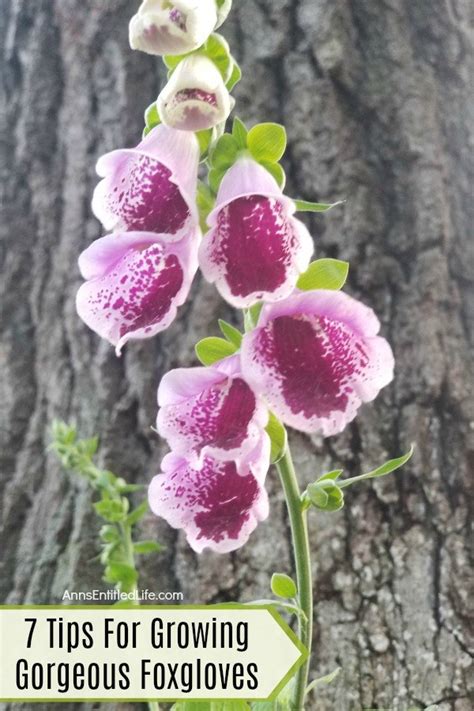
[241,290,395,436]
[148,434,270,553]
[129,0,225,57]
[92,125,199,237]
[76,230,199,355]
[157,55,233,132]
[199,158,314,308]
[157,355,269,465]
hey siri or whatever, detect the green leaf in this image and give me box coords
[226,60,242,90]
[172,704,250,711]
[271,572,297,599]
[195,337,237,366]
[144,101,161,131]
[297,258,349,291]
[197,181,215,232]
[133,540,165,554]
[247,123,287,163]
[208,167,226,194]
[265,412,287,464]
[203,33,233,82]
[163,53,188,72]
[104,562,138,587]
[125,500,149,526]
[339,445,415,489]
[316,469,343,483]
[218,319,243,347]
[252,679,294,710]
[244,302,264,331]
[210,133,240,171]
[196,128,214,157]
[99,525,119,543]
[293,199,344,212]
[307,483,344,512]
[94,498,127,523]
[305,667,341,696]
[260,160,286,189]
[232,116,248,149]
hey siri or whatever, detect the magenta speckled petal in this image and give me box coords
[76,229,199,354]
[92,125,199,237]
[157,362,269,465]
[148,435,270,553]
[241,290,394,436]
[199,159,313,308]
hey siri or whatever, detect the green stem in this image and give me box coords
[276,445,313,711]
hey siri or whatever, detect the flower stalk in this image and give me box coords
[276,444,313,709]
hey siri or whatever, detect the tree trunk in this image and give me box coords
[1,1,472,710]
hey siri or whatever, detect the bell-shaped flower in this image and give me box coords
[76,230,199,355]
[129,0,222,57]
[199,158,314,308]
[241,290,394,436]
[157,355,269,465]
[92,125,199,238]
[148,434,270,553]
[157,55,233,132]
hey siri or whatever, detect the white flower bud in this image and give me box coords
[157,54,233,131]
[129,0,219,56]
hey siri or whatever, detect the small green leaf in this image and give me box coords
[339,445,414,489]
[244,302,264,331]
[307,483,344,512]
[260,160,286,189]
[265,412,287,464]
[197,181,215,232]
[271,573,297,599]
[297,258,349,291]
[94,498,127,523]
[208,167,226,194]
[203,33,233,82]
[196,128,214,157]
[195,337,237,366]
[117,483,145,494]
[317,469,343,483]
[133,540,165,554]
[210,133,240,171]
[125,500,149,526]
[232,116,248,149]
[99,525,119,543]
[144,101,161,131]
[218,319,243,347]
[306,667,341,696]
[226,60,242,90]
[163,53,188,72]
[104,562,138,587]
[294,199,344,212]
[247,123,287,163]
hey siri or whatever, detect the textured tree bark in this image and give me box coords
[1,1,472,710]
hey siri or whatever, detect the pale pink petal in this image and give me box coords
[157,364,269,465]
[207,158,289,226]
[148,439,270,554]
[76,229,199,354]
[241,291,394,436]
[92,125,199,238]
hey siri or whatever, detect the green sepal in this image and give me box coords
[226,59,242,90]
[209,133,240,171]
[265,412,287,464]
[232,116,248,149]
[297,259,349,291]
[94,498,128,523]
[143,101,161,138]
[195,337,238,366]
[197,181,215,233]
[208,167,227,194]
[271,572,297,599]
[247,122,287,163]
[293,199,344,212]
[218,319,243,347]
[260,160,286,189]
